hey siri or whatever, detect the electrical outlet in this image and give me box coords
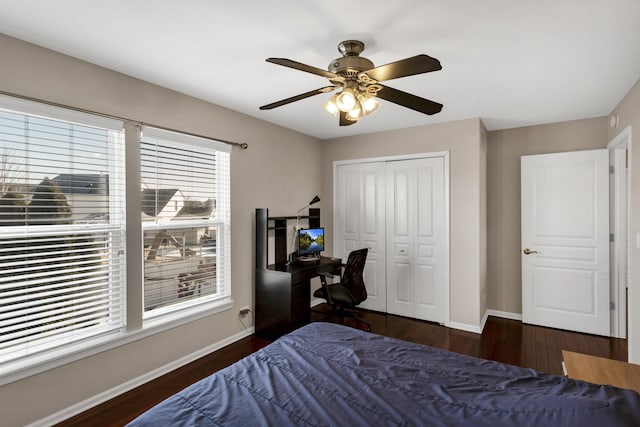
[239,306,251,317]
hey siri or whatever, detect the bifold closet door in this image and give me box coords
[386,157,447,323]
[334,162,386,312]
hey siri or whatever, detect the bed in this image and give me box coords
[128,322,640,426]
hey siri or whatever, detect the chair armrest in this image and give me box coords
[317,271,335,279]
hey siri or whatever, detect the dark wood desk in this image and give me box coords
[255,256,341,340]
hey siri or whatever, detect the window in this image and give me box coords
[0,97,125,365]
[0,96,233,382]
[140,127,230,318]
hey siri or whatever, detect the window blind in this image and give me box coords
[140,127,230,317]
[0,99,125,363]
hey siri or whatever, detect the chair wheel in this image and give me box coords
[365,326,371,332]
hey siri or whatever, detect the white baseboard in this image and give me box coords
[486,309,523,321]
[448,321,482,334]
[444,309,523,335]
[480,310,489,332]
[31,327,255,427]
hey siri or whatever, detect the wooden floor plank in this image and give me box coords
[55,311,627,427]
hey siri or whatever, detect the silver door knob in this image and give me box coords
[523,248,538,255]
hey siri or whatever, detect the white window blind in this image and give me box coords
[0,97,126,364]
[141,127,230,317]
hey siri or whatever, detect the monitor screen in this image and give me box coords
[298,228,324,256]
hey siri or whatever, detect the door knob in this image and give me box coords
[523,248,538,255]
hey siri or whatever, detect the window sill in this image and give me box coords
[142,297,234,333]
[0,298,234,386]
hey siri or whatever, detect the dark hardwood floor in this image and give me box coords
[57,308,627,426]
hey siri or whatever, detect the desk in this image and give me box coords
[562,350,640,394]
[255,256,341,340]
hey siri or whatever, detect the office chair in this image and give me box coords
[313,248,371,331]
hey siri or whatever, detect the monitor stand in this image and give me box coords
[297,252,321,262]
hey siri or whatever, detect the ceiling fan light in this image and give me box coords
[347,104,363,120]
[360,95,380,115]
[323,94,339,117]
[336,88,357,112]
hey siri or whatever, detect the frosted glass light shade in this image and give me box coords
[347,103,363,120]
[360,95,380,115]
[323,94,339,116]
[336,88,357,112]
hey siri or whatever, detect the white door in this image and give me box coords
[334,162,386,311]
[521,150,610,336]
[386,157,447,323]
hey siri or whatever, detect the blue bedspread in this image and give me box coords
[128,322,640,426]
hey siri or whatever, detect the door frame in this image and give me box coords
[333,151,450,326]
[608,126,632,339]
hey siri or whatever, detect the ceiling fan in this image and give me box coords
[259,40,443,126]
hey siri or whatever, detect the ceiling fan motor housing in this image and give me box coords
[329,40,374,78]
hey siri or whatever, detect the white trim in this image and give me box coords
[142,298,233,330]
[29,326,254,427]
[451,310,525,334]
[448,321,482,334]
[442,152,451,327]
[608,126,632,340]
[480,310,489,332]
[486,309,523,321]
[333,151,450,167]
[607,125,632,150]
[0,299,233,386]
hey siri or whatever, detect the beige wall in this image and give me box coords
[0,34,324,426]
[486,117,608,315]
[609,78,640,363]
[321,118,486,327]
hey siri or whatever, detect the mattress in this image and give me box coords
[128,322,640,426]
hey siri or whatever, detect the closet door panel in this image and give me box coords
[414,158,446,321]
[335,162,386,312]
[336,167,360,259]
[416,263,435,307]
[387,157,446,323]
[386,163,415,316]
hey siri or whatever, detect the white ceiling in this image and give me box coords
[1,0,639,140]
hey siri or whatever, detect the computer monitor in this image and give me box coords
[298,227,324,256]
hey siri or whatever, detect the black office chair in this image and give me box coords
[313,248,371,331]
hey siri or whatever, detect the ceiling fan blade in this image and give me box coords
[266,58,341,80]
[362,54,442,82]
[375,84,443,115]
[339,111,357,126]
[259,86,338,110]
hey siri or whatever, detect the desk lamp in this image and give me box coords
[288,195,320,263]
